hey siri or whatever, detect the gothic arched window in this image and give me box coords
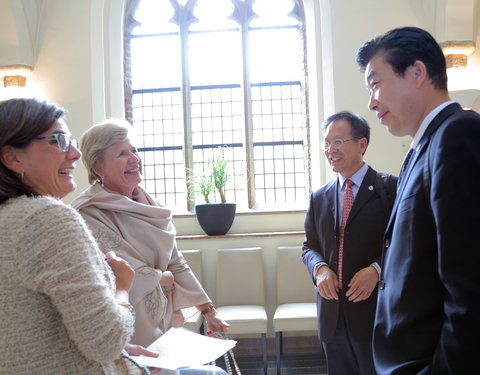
[125,0,310,212]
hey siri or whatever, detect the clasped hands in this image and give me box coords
[160,270,175,295]
[315,264,378,303]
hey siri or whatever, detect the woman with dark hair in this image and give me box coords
[0,98,146,374]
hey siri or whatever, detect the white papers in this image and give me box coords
[130,327,236,369]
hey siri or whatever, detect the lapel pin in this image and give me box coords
[369,185,374,191]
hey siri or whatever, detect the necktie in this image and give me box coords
[398,148,414,188]
[338,179,354,288]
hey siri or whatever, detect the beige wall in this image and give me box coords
[1,0,479,332]
[0,0,480,234]
[1,0,479,228]
[2,0,479,214]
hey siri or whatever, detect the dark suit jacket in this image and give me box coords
[302,166,397,342]
[374,103,480,375]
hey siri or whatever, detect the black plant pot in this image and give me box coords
[195,203,236,236]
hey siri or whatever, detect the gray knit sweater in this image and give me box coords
[0,196,136,374]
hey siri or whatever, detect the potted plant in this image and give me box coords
[191,147,236,236]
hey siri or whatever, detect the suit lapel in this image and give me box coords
[325,180,338,232]
[346,167,376,226]
[386,103,462,233]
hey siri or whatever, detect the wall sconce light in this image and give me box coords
[440,41,476,68]
[0,65,34,88]
[440,41,479,109]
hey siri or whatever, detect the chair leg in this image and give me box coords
[279,331,283,355]
[275,331,282,375]
[261,333,268,375]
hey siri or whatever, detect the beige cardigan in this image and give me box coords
[0,195,138,375]
[72,183,210,347]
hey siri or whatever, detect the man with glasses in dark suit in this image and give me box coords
[303,110,397,375]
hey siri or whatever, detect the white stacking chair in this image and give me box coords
[273,246,317,375]
[215,247,268,375]
[180,250,204,333]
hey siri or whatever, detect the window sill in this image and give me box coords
[176,230,305,241]
[173,208,306,237]
[173,208,307,219]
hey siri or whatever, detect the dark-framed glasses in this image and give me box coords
[321,137,358,151]
[33,133,78,153]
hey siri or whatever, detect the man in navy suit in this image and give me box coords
[302,110,397,375]
[357,26,480,374]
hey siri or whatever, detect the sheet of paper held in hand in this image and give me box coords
[130,327,236,369]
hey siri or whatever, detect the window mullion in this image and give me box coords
[179,10,194,211]
[127,0,310,212]
[240,1,255,209]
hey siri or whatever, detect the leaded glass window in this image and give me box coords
[126,0,310,212]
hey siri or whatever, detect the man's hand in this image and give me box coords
[315,265,340,300]
[345,265,379,303]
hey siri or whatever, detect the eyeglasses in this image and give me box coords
[33,133,78,153]
[321,138,358,151]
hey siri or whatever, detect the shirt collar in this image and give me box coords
[411,101,454,150]
[338,162,368,189]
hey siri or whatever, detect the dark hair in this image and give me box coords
[321,110,371,145]
[356,26,448,91]
[0,98,65,202]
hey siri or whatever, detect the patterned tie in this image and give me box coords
[338,179,354,288]
[397,148,414,188]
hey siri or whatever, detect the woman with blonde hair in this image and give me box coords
[71,119,229,348]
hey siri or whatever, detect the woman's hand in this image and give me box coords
[160,270,174,293]
[105,251,135,294]
[205,313,230,337]
[125,343,161,374]
[125,343,159,357]
[198,304,230,337]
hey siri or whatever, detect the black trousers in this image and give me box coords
[322,304,376,375]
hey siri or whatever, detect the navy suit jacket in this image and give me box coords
[374,103,480,375]
[302,166,397,342]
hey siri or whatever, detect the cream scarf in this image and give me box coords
[72,183,210,347]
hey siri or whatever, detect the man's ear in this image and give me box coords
[412,60,427,87]
[0,145,24,174]
[359,137,368,155]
